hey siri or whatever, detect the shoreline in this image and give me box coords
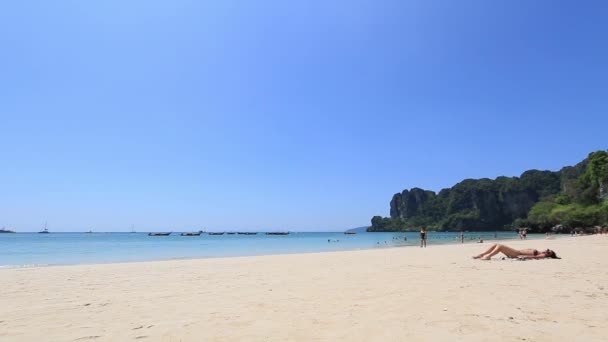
[0,231,554,269]
[0,234,576,270]
[2,235,607,341]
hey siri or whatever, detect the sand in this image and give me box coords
[1,235,607,342]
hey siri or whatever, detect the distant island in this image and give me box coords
[345,226,369,233]
[368,150,608,233]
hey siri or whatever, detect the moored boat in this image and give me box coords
[208,232,225,235]
[39,222,49,234]
[180,232,202,236]
[265,232,289,235]
[148,232,171,236]
[0,227,15,233]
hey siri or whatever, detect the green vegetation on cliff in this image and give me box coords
[369,151,608,232]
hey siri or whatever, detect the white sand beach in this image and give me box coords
[1,235,607,342]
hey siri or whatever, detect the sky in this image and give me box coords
[1,1,607,232]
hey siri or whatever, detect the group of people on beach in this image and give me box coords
[418,228,491,247]
[518,228,528,240]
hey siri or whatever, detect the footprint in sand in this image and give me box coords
[74,336,101,340]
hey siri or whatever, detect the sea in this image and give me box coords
[0,231,547,268]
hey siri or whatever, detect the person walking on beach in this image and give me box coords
[420,227,427,248]
[459,230,464,243]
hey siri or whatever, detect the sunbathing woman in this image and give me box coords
[473,244,560,260]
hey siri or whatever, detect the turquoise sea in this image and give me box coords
[0,231,546,267]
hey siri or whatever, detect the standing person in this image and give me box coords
[459,230,464,243]
[522,229,527,240]
[420,227,427,248]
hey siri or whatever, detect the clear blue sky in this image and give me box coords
[1,1,607,231]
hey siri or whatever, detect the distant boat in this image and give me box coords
[130,225,136,233]
[0,227,15,233]
[208,232,225,235]
[148,232,171,236]
[39,222,49,234]
[85,230,93,234]
[265,232,289,235]
[344,232,356,235]
[226,232,236,235]
[180,232,202,236]
[237,232,257,235]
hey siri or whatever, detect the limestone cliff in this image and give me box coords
[370,154,597,232]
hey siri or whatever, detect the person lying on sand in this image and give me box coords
[473,244,560,260]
